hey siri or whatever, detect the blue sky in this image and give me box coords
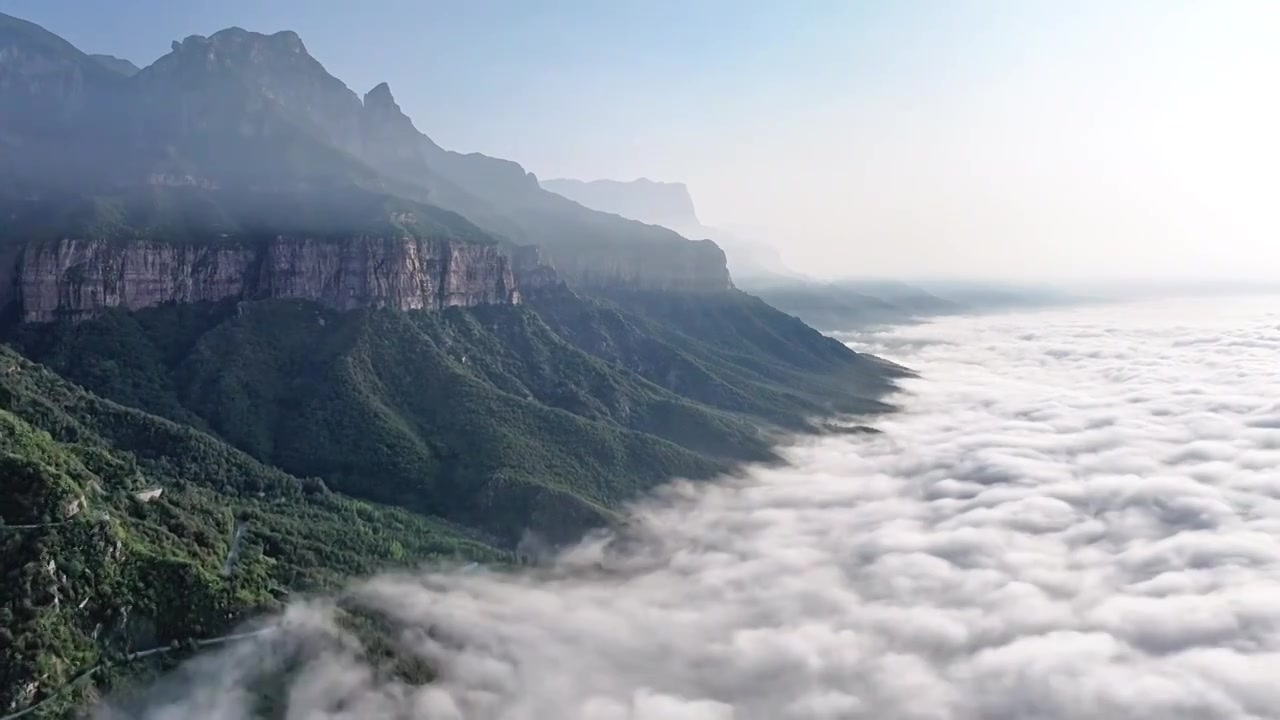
[4,0,1278,281]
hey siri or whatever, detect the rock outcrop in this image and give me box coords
[509,245,565,296]
[540,178,702,232]
[15,236,524,322]
[545,238,732,293]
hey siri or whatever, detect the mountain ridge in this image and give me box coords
[1,13,734,292]
[0,12,906,717]
[539,176,803,282]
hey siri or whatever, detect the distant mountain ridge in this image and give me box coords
[540,176,801,282]
[541,178,703,231]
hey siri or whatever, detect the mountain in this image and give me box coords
[0,13,123,135]
[0,12,130,188]
[0,14,734,291]
[7,288,898,543]
[0,11,900,527]
[353,84,732,290]
[0,13,904,716]
[89,54,139,77]
[98,24,731,291]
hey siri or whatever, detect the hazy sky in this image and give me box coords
[7,0,1279,281]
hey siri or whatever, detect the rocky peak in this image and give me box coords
[364,81,398,111]
[362,81,418,138]
[143,26,364,156]
[358,81,434,185]
[166,27,308,62]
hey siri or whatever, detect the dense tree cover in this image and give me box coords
[9,291,901,546]
[0,347,503,717]
[9,298,773,542]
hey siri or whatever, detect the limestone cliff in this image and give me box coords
[14,236,525,322]
[544,238,732,293]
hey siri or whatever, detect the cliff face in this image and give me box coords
[540,178,702,232]
[546,238,732,292]
[509,245,564,295]
[15,236,523,322]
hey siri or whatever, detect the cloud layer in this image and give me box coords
[99,296,1280,719]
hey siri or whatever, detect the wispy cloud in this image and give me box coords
[99,296,1280,719]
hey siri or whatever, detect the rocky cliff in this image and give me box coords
[540,178,702,232]
[14,236,523,322]
[545,238,732,292]
[509,245,564,296]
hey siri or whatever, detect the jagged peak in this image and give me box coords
[144,24,356,114]
[165,26,311,60]
[207,26,306,50]
[269,30,306,52]
[363,81,400,110]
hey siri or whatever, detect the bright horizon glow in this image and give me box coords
[9,0,1280,282]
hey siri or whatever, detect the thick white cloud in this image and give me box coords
[98,296,1280,719]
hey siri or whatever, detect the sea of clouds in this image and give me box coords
[100,296,1280,719]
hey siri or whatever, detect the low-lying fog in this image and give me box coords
[102,296,1280,719]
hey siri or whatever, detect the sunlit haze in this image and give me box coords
[10,0,1277,282]
[8,4,1280,718]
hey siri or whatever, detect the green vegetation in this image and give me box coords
[9,297,793,543]
[534,289,901,426]
[8,290,901,548]
[0,346,502,717]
